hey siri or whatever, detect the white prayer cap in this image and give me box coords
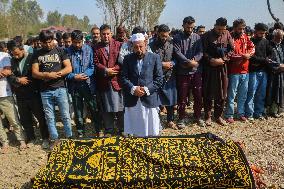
[130,33,145,42]
[144,33,148,39]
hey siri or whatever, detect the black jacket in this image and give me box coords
[249,37,273,72]
[8,53,41,99]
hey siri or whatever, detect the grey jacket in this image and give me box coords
[173,32,203,75]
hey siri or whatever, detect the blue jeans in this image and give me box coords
[41,88,72,140]
[245,72,268,118]
[225,74,249,118]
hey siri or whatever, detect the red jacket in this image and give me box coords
[228,33,255,74]
[94,40,122,91]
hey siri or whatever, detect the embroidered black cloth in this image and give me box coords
[32,133,255,189]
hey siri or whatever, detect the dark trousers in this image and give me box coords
[204,98,225,119]
[102,112,124,134]
[71,85,100,134]
[17,96,49,141]
[177,73,203,120]
[166,106,175,122]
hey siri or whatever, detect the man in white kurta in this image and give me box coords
[121,33,163,137]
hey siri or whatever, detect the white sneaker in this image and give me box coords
[197,119,206,127]
[247,117,255,123]
[41,140,49,149]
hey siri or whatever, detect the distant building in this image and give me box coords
[40,26,73,33]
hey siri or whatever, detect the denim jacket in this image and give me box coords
[66,44,95,94]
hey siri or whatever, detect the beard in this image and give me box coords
[15,54,25,60]
[92,38,99,43]
[74,47,81,51]
[215,32,222,36]
[157,38,167,45]
[135,52,145,59]
[234,32,243,38]
[102,38,110,46]
[184,31,192,37]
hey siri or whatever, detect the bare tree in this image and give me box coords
[96,0,131,29]
[95,0,166,32]
[267,0,283,23]
[144,0,166,30]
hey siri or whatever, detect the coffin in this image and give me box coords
[32,133,255,189]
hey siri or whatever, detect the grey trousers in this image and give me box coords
[102,111,124,134]
[0,96,25,145]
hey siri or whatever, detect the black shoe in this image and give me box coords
[254,116,265,120]
[177,120,186,129]
[271,113,281,118]
[77,131,84,138]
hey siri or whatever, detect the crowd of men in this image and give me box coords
[0,16,283,153]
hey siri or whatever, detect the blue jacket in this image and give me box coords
[121,52,163,108]
[66,44,95,94]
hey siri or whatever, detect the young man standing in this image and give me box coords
[116,26,128,43]
[0,42,8,53]
[202,18,235,126]
[66,30,100,137]
[32,30,73,146]
[90,26,101,49]
[0,47,27,153]
[7,40,49,148]
[62,32,72,49]
[245,23,272,120]
[196,25,206,36]
[174,16,204,128]
[149,24,178,129]
[225,19,255,123]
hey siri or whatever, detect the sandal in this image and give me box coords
[19,141,27,150]
[167,121,178,130]
[0,143,9,154]
[216,117,228,126]
[205,118,212,126]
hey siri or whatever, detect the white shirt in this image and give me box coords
[137,59,143,74]
[0,52,12,97]
[130,59,150,96]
